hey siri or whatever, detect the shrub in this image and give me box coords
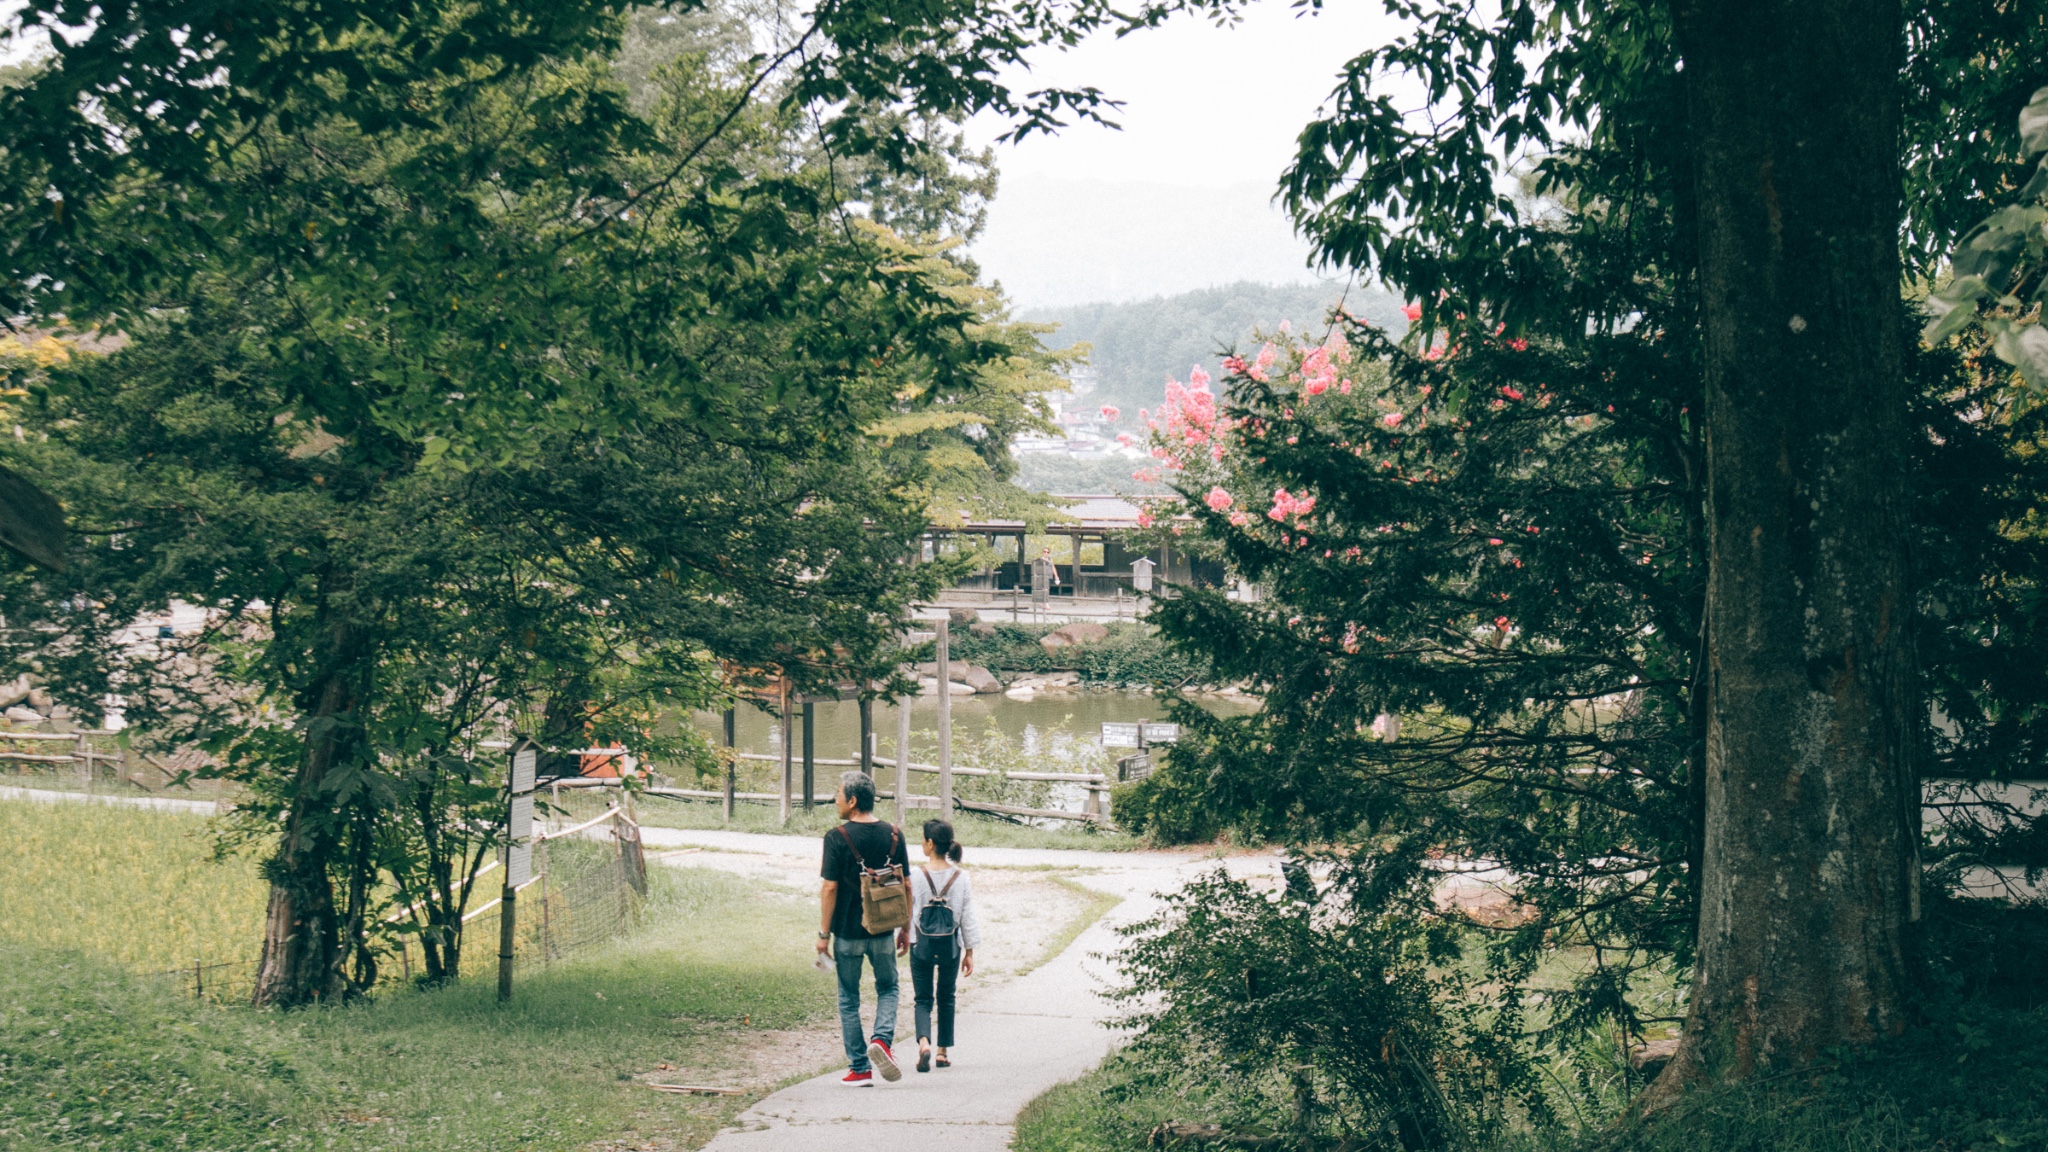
[1112,845,1551,1151]
[944,621,1213,688]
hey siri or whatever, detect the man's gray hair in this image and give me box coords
[839,770,876,813]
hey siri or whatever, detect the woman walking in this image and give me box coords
[908,819,980,1072]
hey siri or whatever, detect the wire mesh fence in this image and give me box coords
[141,806,649,1002]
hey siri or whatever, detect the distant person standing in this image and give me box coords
[818,771,911,1086]
[908,819,981,1072]
[1031,546,1061,612]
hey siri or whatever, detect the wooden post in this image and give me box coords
[1070,532,1082,602]
[895,690,912,827]
[936,618,954,816]
[722,706,737,822]
[779,682,794,826]
[496,881,517,1003]
[859,697,873,776]
[802,700,816,810]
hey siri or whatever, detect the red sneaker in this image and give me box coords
[867,1039,901,1082]
[840,1070,874,1087]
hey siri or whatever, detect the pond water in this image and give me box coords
[687,689,1257,763]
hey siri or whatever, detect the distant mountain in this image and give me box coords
[1024,280,1408,423]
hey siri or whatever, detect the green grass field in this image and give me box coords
[0,797,832,1151]
[0,798,269,974]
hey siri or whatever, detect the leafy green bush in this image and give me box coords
[945,621,1213,687]
[1110,847,1551,1151]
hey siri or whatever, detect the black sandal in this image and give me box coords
[935,1055,951,1068]
[917,1047,932,1073]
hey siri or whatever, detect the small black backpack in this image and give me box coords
[914,867,960,959]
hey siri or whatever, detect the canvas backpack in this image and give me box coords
[915,867,961,958]
[838,823,910,934]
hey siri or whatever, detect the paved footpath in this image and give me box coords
[638,827,1266,1152]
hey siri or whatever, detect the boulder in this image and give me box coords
[1062,621,1109,644]
[947,607,980,626]
[960,664,1002,694]
[0,676,30,709]
[1003,684,1037,701]
[27,687,52,711]
[5,705,40,724]
[917,677,975,697]
[968,621,998,637]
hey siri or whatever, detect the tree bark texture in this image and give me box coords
[251,627,363,1008]
[1662,0,1916,1087]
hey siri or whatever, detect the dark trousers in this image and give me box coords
[911,944,960,1047]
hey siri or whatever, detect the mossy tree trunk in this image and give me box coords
[1659,0,1918,1090]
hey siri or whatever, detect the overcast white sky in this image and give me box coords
[964,2,1407,309]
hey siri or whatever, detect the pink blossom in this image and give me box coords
[1136,510,1154,529]
[1205,486,1234,512]
[1210,444,1225,463]
[1304,379,1328,396]
[1100,404,1121,420]
[1488,538,1504,546]
[1278,319,1292,334]
[1116,432,1134,446]
[1228,510,1249,526]
[1500,386,1524,401]
[1494,616,1511,631]
[1189,365,1211,390]
[1508,338,1528,352]
[1250,344,1277,382]
[1381,412,1403,428]
[1401,303,1422,322]
[1221,356,1248,376]
[1338,379,1353,394]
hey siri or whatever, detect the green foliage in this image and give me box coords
[1925,86,2048,385]
[1110,848,1551,1152]
[1016,995,2048,1152]
[943,622,1212,687]
[1025,282,1408,423]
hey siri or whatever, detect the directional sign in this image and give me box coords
[511,744,537,794]
[1140,722,1180,746]
[1101,721,1142,749]
[1119,753,1153,782]
[505,794,534,887]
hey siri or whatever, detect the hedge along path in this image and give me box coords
[642,826,1273,1152]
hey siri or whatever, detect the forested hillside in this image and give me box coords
[1025,281,1407,421]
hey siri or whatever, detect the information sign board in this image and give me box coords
[1101,721,1142,749]
[505,794,534,887]
[511,745,537,794]
[1119,753,1153,782]
[1139,722,1181,746]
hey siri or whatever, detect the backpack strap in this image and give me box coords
[838,822,902,875]
[921,865,960,899]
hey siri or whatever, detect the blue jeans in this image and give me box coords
[833,934,898,1071]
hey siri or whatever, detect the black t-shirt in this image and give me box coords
[821,819,910,940]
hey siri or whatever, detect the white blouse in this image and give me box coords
[907,864,982,950]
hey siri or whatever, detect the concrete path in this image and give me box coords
[678,829,1267,1152]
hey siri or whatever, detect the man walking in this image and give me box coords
[817,770,910,1085]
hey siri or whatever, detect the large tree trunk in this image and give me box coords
[1658,0,1917,1089]
[251,643,361,1008]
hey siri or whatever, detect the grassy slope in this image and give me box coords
[0,797,830,1152]
[1014,1002,2048,1152]
[0,798,269,972]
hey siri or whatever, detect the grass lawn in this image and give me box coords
[0,797,835,1151]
